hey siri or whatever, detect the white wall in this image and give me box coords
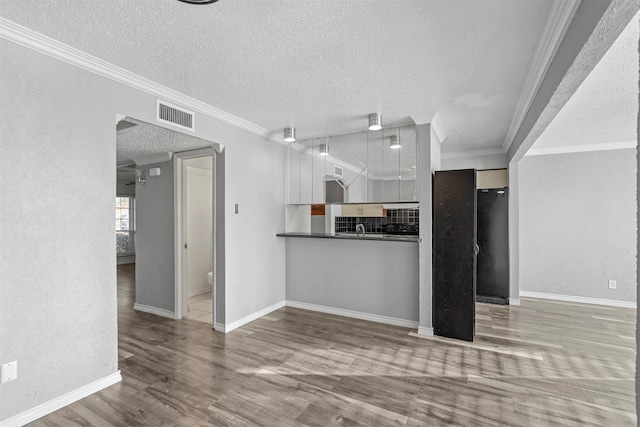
[224,134,286,324]
[0,39,118,421]
[0,38,286,422]
[185,162,213,297]
[441,152,507,170]
[416,123,441,335]
[519,149,637,302]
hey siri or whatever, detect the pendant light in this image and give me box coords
[319,143,329,156]
[284,127,296,142]
[368,113,381,131]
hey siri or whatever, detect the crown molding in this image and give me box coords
[441,148,506,160]
[501,0,581,153]
[525,140,637,156]
[0,17,286,145]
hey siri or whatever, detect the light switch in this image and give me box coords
[1,361,17,383]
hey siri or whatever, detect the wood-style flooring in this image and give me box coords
[30,264,636,426]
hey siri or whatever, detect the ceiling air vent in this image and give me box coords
[333,165,344,178]
[156,99,195,131]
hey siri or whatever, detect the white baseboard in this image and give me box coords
[286,300,419,329]
[188,287,212,298]
[520,291,636,309]
[133,303,176,319]
[213,322,226,333]
[417,326,434,336]
[223,300,286,333]
[509,298,521,306]
[0,371,121,427]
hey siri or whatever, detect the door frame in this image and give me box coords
[174,147,217,325]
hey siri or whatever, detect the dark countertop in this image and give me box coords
[276,232,419,243]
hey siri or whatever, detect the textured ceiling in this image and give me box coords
[116,117,214,166]
[0,0,557,154]
[532,11,639,150]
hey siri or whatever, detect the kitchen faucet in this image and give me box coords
[356,223,365,237]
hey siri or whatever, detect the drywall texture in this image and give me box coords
[135,161,176,312]
[285,238,419,321]
[0,40,118,420]
[519,149,637,302]
[0,38,287,421]
[223,134,286,324]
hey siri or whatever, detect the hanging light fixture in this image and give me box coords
[389,134,402,149]
[319,143,329,156]
[368,113,381,131]
[177,0,219,4]
[284,127,296,142]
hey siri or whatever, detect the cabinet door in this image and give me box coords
[312,140,327,203]
[362,203,384,217]
[341,204,362,217]
[287,141,301,204]
[433,169,477,342]
[382,128,401,202]
[299,139,313,204]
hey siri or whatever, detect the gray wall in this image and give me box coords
[135,161,175,312]
[224,133,286,323]
[519,149,637,302]
[285,238,419,321]
[0,40,118,420]
[0,38,286,422]
[116,181,136,196]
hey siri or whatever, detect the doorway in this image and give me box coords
[183,155,214,323]
[174,148,218,327]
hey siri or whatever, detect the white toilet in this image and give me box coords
[207,271,213,286]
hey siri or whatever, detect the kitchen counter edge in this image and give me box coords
[276,232,419,243]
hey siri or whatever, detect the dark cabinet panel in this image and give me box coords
[477,189,509,302]
[433,169,476,342]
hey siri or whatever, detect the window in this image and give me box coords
[116,196,135,255]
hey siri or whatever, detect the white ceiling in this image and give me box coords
[0,0,558,154]
[116,117,214,166]
[530,11,639,153]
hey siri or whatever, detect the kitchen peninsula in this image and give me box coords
[278,203,419,328]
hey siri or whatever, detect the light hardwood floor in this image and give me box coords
[30,264,636,426]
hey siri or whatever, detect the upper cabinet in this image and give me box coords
[287,125,418,204]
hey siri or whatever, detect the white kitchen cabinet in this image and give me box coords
[312,140,327,204]
[299,140,313,204]
[287,141,302,204]
[341,203,384,217]
[286,125,418,204]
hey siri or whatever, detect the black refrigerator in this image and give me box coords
[476,188,509,304]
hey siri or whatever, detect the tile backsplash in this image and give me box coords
[335,209,419,233]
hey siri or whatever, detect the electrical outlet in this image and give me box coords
[1,361,17,384]
[608,280,617,290]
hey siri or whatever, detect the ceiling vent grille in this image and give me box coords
[156,99,195,131]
